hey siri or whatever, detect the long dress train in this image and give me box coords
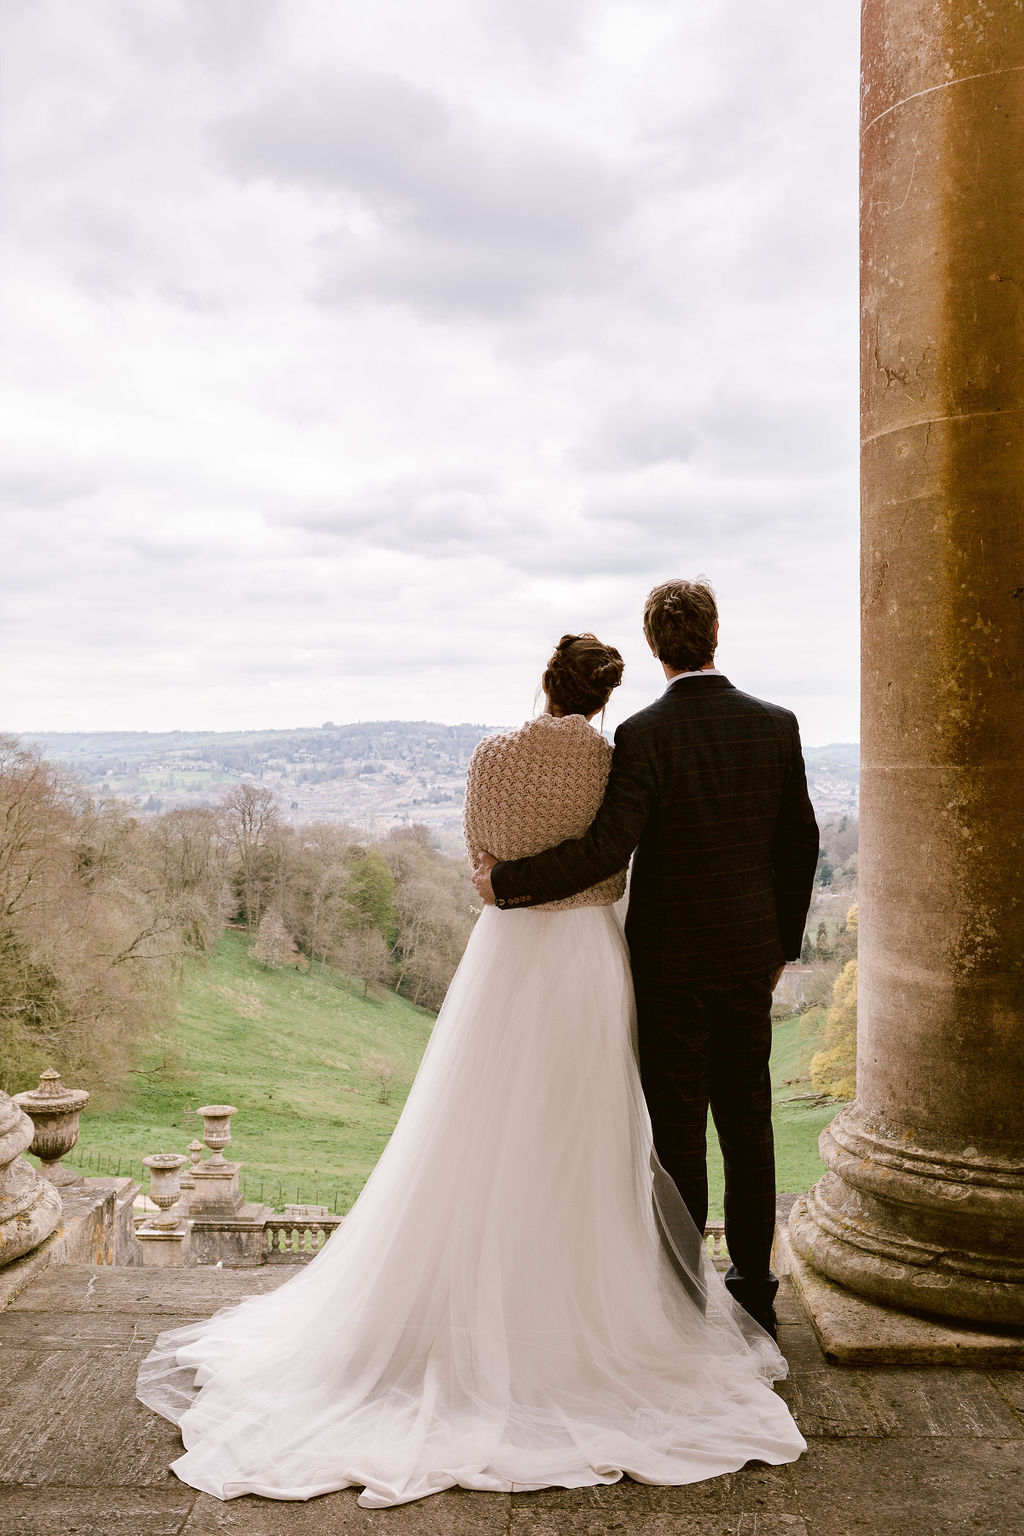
[136,902,805,1508]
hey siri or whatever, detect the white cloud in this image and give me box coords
[0,0,860,744]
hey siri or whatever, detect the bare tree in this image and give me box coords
[340,926,390,997]
[220,783,279,930]
[0,737,182,1097]
[147,807,231,951]
[250,908,294,969]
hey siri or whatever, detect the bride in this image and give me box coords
[136,632,806,1509]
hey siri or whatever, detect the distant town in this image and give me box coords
[24,724,859,850]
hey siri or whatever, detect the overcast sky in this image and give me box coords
[1,0,860,744]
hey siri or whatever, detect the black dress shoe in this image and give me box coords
[723,1265,780,1340]
[751,1309,778,1342]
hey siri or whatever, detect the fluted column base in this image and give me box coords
[789,1103,1024,1329]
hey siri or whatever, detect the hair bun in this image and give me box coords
[542,633,624,717]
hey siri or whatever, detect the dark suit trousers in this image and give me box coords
[635,971,779,1320]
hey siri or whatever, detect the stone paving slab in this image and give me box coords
[773,1323,829,1373]
[788,1437,1024,1536]
[854,1366,1023,1437]
[0,1266,1022,1536]
[994,1370,1024,1413]
[641,1465,805,1534]
[0,1348,186,1489]
[779,1363,1022,1440]
[0,1484,195,1535]
[182,1486,510,1534]
[5,1265,290,1316]
[0,1309,187,1353]
[507,1510,807,1536]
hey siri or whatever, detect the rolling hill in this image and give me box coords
[59,930,836,1220]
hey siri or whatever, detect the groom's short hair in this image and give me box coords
[644,579,718,671]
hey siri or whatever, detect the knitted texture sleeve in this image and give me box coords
[463,715,627,911]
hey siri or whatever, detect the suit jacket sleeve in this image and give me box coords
[490,720,656,908]
[772,721,820,959]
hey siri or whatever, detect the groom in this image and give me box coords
[472,579,819,1338]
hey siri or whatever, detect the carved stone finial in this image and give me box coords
[12,1069,90,1187]
[195,1105,238,1167]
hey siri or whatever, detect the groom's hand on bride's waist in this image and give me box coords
[473,852,497,905]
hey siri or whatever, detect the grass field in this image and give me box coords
[58,931,837,1219]
[59,929,436,1212]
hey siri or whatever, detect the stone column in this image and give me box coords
[790,0,1024,1330]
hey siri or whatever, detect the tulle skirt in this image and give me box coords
[136,905,805,1508]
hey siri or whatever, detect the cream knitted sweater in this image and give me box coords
[463,714,627,911]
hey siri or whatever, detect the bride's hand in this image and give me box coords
[472,852,497,906]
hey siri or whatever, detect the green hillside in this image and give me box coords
[60,929,437,1212]
[60,931,836,1219]
[703,1008,836,1218]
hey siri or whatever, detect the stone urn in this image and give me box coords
[0,1090,62,1268]
[141,1153,188,1230]
[13,1069,90,1187]
[189,1106,245,1223]
[180,1139,205,1199]
[195,1104,238,1166]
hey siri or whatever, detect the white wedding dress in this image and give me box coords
[136,901,806,1508]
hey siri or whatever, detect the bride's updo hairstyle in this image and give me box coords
[542,633,624,717]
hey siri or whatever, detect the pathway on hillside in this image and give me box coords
[0,1265,1021,1534]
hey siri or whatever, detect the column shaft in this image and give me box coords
[791,0,1024,1326]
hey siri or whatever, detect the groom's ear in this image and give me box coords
[644,630,657,658]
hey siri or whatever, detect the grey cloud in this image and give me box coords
[267,480,654,578]
[212,71,631,314]
[267,475,506,554]
[575,387,853,479]
[213,73,625,242]
[0,470,101,510]
[483,0,593,59]
[586,483,835,539]
[116,0,284,74]
[0,1,860,742]
[312,229,624,319]
[211,73,451,199]
[264,463,837,586]
[694,397,854,478]
[572,406,698,473]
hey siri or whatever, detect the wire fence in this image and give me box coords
[60,1149,726,1248]
[60,1146,347,1215]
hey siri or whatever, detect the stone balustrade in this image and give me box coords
[3,1088,733,1281]
[703,1222,727,1266]
[129,1110,736,1272]
[264,1207,343,1264]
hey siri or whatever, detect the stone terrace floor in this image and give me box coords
[0,1265,1022,1536]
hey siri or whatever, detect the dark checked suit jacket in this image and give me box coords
[491,674,819,986]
